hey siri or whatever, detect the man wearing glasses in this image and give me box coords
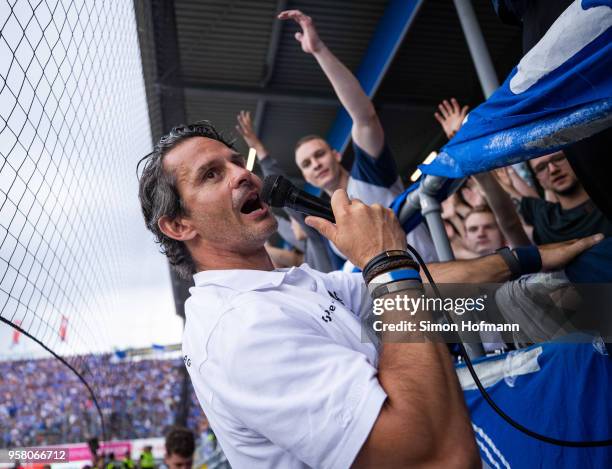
[522,151,612,244]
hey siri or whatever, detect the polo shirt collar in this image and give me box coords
[193,267,292,292]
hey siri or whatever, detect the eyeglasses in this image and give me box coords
[533,153,567,175]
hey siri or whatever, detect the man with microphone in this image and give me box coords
[138,121,602,468]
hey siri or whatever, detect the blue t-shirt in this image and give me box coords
[346,142,403,206]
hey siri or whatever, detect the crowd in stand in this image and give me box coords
[0,354,208,448]
[255,94,611,271]
[434,99,612,259]
[250,90,612,270]
[248,82,611,353]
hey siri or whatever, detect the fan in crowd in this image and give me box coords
[264,93,610,266]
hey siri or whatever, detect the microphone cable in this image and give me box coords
[405,244,612,448]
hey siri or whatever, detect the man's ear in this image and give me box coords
[158,215,197,242]
[333,150,342,162]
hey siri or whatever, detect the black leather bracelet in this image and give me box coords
[362,250,418,284]
[364,258,421,284]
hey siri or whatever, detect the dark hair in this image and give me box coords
[137,121,235,279]
[294,134,327,153]
[165,426,195,458]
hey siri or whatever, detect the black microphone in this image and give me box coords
[261,175,335,223]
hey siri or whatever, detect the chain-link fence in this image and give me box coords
[0,0,162,444]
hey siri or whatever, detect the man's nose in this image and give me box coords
[229,163,253,189]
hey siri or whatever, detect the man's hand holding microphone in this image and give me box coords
[304,190,407,270]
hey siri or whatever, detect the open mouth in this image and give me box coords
[240,192,264,214]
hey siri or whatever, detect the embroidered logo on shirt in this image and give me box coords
[321,291,345,323]
[321,303,336,323]
[183,354,191,367]
[327,290,344,305]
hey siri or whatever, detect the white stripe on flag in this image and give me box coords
[510,0,612,94]
[472,422,511,469]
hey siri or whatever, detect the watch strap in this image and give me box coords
[496,246,522,280]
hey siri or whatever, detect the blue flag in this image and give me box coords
[420,0,612,179]
[459,339,612,468]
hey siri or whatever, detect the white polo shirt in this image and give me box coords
[182,265,387,468]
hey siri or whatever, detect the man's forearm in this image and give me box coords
[253,142,269,160]
[365,290,476,466]
[426,253,510,284]
[312,46,377,126]
[475,173,530,247]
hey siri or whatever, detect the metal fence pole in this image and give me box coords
[453,0,499,98]
[420,177,454,262]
